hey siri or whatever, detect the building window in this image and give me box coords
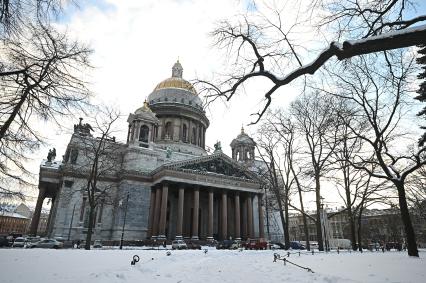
[165,122,173,139]
[80,197,86,222]
[70,149,78,164]
[182,124,187,142]
[139,125,149,143]
[191,127,196,144]
[64,180,74,188]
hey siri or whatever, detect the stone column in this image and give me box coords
[192,187,200,240]
[152,186,162,238]
[242,196,248,239]
[147,188,156,238]
[207,190,214,240]
[247,194,253,239]
[221,191,227,240]
[135,121,140,141]
[258,193,265,239]
[29,186,46,236]
[126,125,131,143]
[45,196,56,235]
[176,186,185,239]
[158,183,169,239]
[234,193,241,240]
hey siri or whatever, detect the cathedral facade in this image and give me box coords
[30,62,265,242]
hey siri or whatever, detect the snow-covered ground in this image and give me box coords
[1,248,425,283]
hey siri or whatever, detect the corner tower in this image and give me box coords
[230,127,256,163]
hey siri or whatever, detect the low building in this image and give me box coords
[0,205,30,235]
[287,207,426,248]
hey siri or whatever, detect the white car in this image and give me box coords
[12,237,26,248]
[172,240,187,250]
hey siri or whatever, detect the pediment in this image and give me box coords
[161,152,259,181]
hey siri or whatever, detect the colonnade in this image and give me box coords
[147,182,265,240]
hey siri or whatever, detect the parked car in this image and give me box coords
[290,241,305,250]
[93,240,103,249]
[172,240,187,250]
[230,240,242,250]
[271,242,286,250]
[12,237,26,248]
[0,235,10,247]
[243,239,268,250]
[26,236,41,244]
[307,241,319,250]
[216,240,234,249]
[29,239,63,249]
[186,241,201,250]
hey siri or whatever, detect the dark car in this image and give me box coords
[290,241,305,250]
[271,242,286,249]
[186,241,201,250]
[0,236,10,247]
[216,240,234,249]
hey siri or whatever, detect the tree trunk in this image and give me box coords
[296,181,310,251]
[357,209,363,252]
[344,187,357,250]
[265,187,270,239]
[283,193,290,249]
[84,205,95,250]
[315,172,324,251]
[394,181,419,257]
[276,195,288,249]
[0,88,30,141]
[291,163,310,251]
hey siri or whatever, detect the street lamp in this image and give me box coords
[119,192,130,250]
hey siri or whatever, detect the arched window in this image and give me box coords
[165,122,173,139]
[139,125,149,143]
[182,124,187,142]
[191,127,196,144]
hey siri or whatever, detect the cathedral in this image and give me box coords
[30,61,265,242]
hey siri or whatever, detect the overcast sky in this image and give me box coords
[24,0,425,210]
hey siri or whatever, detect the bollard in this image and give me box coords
[312,250,314,255]
[287,252,290,257]
[337,248,340,254]
[283,258,286,266]
[131,255,140,266]
[204,249,208,254]
[298,251,300,257]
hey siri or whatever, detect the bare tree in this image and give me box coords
[290,91,341,251]
[271,112,312,250]
[71,109,121,250]
[0,22,91,199]
[327,104,368,250]
[322,53,424,256]
[256,120,290,248]
[198,0,425,123]
[0,0,74,35]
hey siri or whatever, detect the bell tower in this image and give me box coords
[230,126,256,163]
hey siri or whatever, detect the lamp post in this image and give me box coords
[320,196,329,252]
[119,192,130,250]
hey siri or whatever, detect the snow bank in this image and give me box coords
[0,248,425,283]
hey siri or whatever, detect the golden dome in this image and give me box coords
[153,77,197,95]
